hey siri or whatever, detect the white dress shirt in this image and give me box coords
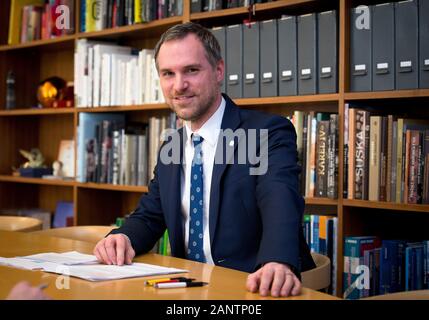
[181,97,226,265]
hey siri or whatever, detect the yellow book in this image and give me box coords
[8,0,44,44]
[85,0,96,32]
[135,0,142,23]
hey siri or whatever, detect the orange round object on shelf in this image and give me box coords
[36,77,66,108]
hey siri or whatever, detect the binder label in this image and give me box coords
[400,61,412,68]
[263,72,272,79]
[245,74,255,80]
[301,69,311,75]
[282,70,292,77]
[377,63,389,70]
[229,75,238,81]
[355,64,366,71]
[425,59,429,66]
[322,67,332,74]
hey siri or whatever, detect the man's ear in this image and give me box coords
[216,59,225,83]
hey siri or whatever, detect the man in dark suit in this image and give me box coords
[94,22,315,297]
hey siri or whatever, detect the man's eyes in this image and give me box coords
[162,69,199,77]
[187,68,199,74]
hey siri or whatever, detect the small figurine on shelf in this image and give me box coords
[16,148,53,178]
[52,160,64,177]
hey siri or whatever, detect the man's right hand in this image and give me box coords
[94,234,135,266]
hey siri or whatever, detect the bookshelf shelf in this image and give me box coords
[76,16,183,41]
[235,94,340,107]
[0,34,76,52]
[0,175,75,187]
[0,108,75,116]
[344,89,429,101]
[76,104,169,113]
[77,182,148,193]
[305,197,338,206]
[190,0,320,21]
[343,199,429,214]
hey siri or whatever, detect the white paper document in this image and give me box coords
[20,251,99,265]
[0,251,188,281]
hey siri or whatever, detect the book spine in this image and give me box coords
[404,130,412,203]
[391,121,398,202]
[316,121,328,197]
[386,115,393,202]
[354,110,366,200]
[379,117,388,201]
[327,114,338,199]
[369,116,381,201]
[343,104,349,199]
[348,108,356,199]
[417,132,424,204]
[423,131,429,204]
[408,130,420,204]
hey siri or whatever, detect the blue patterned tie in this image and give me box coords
[187,134,205,263]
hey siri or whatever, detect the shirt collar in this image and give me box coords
[184,97,226,147]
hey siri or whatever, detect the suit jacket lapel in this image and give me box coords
[209,95,242,247]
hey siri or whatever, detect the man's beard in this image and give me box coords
[170,88,218,122]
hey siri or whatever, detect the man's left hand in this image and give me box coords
[246,262,302,297]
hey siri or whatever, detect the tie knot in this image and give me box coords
[192,134,204,147]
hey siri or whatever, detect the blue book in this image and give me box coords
[311,215,319,253]
[424,241,429,289]
[343,236,380,299]
[80,0,86,32]
[415,246,424,290]
[53,201,74,228]
[372,248,381,296]
[405,242,423,291]
[379,240,406,294]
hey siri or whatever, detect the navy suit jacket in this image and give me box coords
[111,94,315,275]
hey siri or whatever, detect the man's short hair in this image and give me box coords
[154,22,222,69]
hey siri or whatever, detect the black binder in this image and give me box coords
[211,26,227,94]
[350,6,372,92]
[395,0,418,90]
[298,13,317,95]
[191,0,202,12]
[243,22,260,98]
[260,20,278,97]
[278,16,297,96]
[317,10,338,94]
[226,24,243,98]
[372,3,395,91]
[420,0,429,88]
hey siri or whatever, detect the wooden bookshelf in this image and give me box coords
[76,182,148,193]
[190,0,321,20]
[1,0,428,299]
[0,34,76,52]
[343,199,429,214]
[75,104,169,113]
[0,108,75,116]
[0,175,75,187]
[305,197,338,206]
[344,89,429,100]
[76,16,183,41]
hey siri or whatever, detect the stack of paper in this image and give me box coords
[0,251,187,281]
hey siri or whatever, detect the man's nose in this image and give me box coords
[173,74,188,92]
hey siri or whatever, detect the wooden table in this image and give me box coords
[0,231,339,300]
